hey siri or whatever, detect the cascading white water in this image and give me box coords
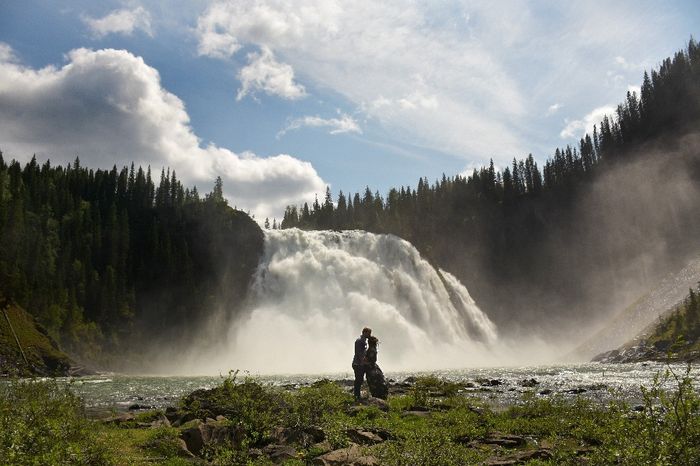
[207,228,497,374]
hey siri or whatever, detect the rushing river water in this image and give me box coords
[50,362,698,416]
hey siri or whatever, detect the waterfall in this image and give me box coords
[202,229,495,373]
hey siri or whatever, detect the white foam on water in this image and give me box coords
[190,229,504,374]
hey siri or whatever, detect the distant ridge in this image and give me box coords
[574,255,700,360]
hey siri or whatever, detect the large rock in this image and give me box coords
[313,445,379,466]
[262,444,298,463]
[270,425,326,446]
[347,397,389,416]
[345,429,384,445]
[180,418,244,455]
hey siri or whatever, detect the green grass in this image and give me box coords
[0,303,71,376]
[2,369,699,465]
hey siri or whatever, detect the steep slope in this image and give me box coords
[0,298,73,376]
[574,255,700,360]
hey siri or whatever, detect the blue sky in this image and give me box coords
[1,0,698,220]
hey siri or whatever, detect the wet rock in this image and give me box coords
[345,428,384,445]
[313,445,379,465]
[477,378,504,387]
[585,383,607,391]
[262,444,298,463]
[519,378,539,388]
[633,405,645,412]
[128,403,155,410]
[538,389,553,395]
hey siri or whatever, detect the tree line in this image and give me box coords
[280,39,700,331]
[0,158,263,362]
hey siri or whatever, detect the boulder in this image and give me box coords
[345,429,384,445]
[347,397,389,416]
[519,378,539,388]
[313,445,379,466]
[164,406,179,423]
[269,425,326,446]
[175,438,195,458]
[262,444,297,464]
[310,440,333,456]
[180,418,244,455]
[150,413,171,428]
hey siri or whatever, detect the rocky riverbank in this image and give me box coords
[83,370,699,465]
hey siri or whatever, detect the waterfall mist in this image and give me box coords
[165,229,557,375]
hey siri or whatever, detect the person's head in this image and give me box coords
[367,336,379,347]
[361,327,372,338]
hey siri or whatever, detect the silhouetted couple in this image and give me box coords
[352,327,389,400]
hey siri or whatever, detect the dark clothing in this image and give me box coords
[365,346,389,399]
[353,336,367,365]
[352,364,366,400]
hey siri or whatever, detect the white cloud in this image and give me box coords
[83,6,153,38]
[560,105,615,139]
[237,46,306,101]
[278,112,361,138]
[195,0,527,164]
[0,46,325,219]
[627,84,641,97]
[546,103,561,115]
[0,42,16,62]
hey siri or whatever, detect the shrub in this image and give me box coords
[0,378,111,465]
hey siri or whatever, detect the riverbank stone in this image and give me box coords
[312,445,379,465]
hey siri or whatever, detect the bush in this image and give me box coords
[0,378,111,465]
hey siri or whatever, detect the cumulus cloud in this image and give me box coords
[195,0,527,163]
[0,46,325,219]
[82,6,153,38]
[277,112,361,138]
[560,105,615,139]
[237,47,306,101]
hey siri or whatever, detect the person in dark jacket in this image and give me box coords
[365,336,389,399]
[352,327,372,400]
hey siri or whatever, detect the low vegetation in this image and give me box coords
[2,367,699,465]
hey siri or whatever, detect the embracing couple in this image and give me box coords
[352,327,389,400]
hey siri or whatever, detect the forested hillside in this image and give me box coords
[0,159,263,366]
[281,40,700,334]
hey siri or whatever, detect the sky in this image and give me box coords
[0,1,698,221]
